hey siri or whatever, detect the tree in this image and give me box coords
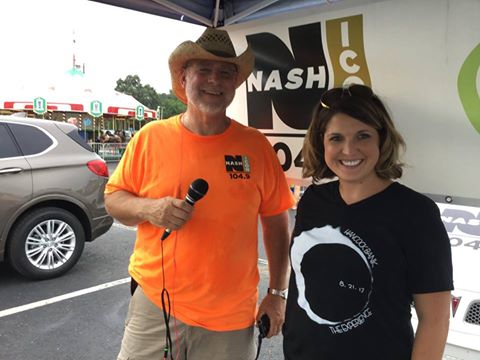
[158,90,187,119]
[115,75,186,118]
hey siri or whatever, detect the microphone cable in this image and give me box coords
[255,314,270,360]
[162,121,184,360]
[254,334,263,360]
[160,238,174,360]
[159,177,209,356]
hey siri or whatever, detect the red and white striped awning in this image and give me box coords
[3,101,84,112]
[1,78,156,119]
[106,106,156,118]
[2,99,156,119]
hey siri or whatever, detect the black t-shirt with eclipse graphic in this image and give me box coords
[283,180,453,360]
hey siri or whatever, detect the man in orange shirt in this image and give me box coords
[105,27,294,360]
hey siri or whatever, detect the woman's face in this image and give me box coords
[323,113,381,185]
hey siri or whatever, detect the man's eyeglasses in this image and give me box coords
[319,84,374,109]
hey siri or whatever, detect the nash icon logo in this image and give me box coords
[245,15,371,131]
[225,155,251,173]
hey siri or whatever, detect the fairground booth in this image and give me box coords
[0,67,157,143]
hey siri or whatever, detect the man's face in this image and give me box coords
[182,59,238,114]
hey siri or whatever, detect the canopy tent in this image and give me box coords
[89,0,342,28]
[2,92,156,119]
[0,67,156,142]
[0,67,156,119]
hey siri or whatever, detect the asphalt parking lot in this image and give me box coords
[0,223,134,360]
[0,222,288,360]
[0,159,292,360]
[0,226,281,360]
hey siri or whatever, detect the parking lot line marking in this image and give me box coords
[1,258,269,319]
[0,277,130,319]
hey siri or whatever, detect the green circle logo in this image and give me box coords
[458,43,480,135]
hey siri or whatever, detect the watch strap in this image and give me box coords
[268,287,288,300]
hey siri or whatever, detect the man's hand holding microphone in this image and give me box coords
[144,196,194,233]
[105,179,208,235]
[159,179,209,240]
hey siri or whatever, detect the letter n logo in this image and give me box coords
[246,22,328,131]
[225,155,244,172]
[245,15,371,131]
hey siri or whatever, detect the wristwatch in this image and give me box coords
[268,287,288,300]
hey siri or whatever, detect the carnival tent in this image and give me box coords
[0,67,156,119]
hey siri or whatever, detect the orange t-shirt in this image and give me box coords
[105,115,294,331]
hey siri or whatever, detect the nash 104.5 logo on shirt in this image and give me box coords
[244,15,371,177]
[224,155,251,180]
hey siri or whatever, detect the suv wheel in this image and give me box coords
[8,207,86,280]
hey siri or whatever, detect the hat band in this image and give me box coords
[205,49,236,58]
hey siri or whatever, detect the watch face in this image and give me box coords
[269,288,288,298]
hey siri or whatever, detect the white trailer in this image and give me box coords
[225,1,480,358]
[94,0,480,357]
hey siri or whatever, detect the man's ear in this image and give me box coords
[181,70,187,88]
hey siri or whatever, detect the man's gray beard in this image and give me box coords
[195,96,235,115]
[197,103,227,115]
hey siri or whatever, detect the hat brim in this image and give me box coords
[169,41,255,104]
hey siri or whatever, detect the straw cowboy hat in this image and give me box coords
[169,27,255,104]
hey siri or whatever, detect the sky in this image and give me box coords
[0,0,204,95]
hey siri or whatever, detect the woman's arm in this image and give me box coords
[411,291,451,360]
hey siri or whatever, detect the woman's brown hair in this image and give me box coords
[302,84,406,183]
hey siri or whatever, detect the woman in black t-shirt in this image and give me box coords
[283,84,453,360]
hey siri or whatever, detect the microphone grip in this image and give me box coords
[185,195,195,206]
[161,228,171,241]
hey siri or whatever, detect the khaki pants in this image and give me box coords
[117,287,256,360]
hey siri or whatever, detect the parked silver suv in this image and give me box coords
[0,115,113,280]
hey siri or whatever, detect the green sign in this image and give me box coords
[136,105,144,121]
[33,97,47,115]
[89,100,103,117]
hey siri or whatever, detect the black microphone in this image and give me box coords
[161,178,209,240]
